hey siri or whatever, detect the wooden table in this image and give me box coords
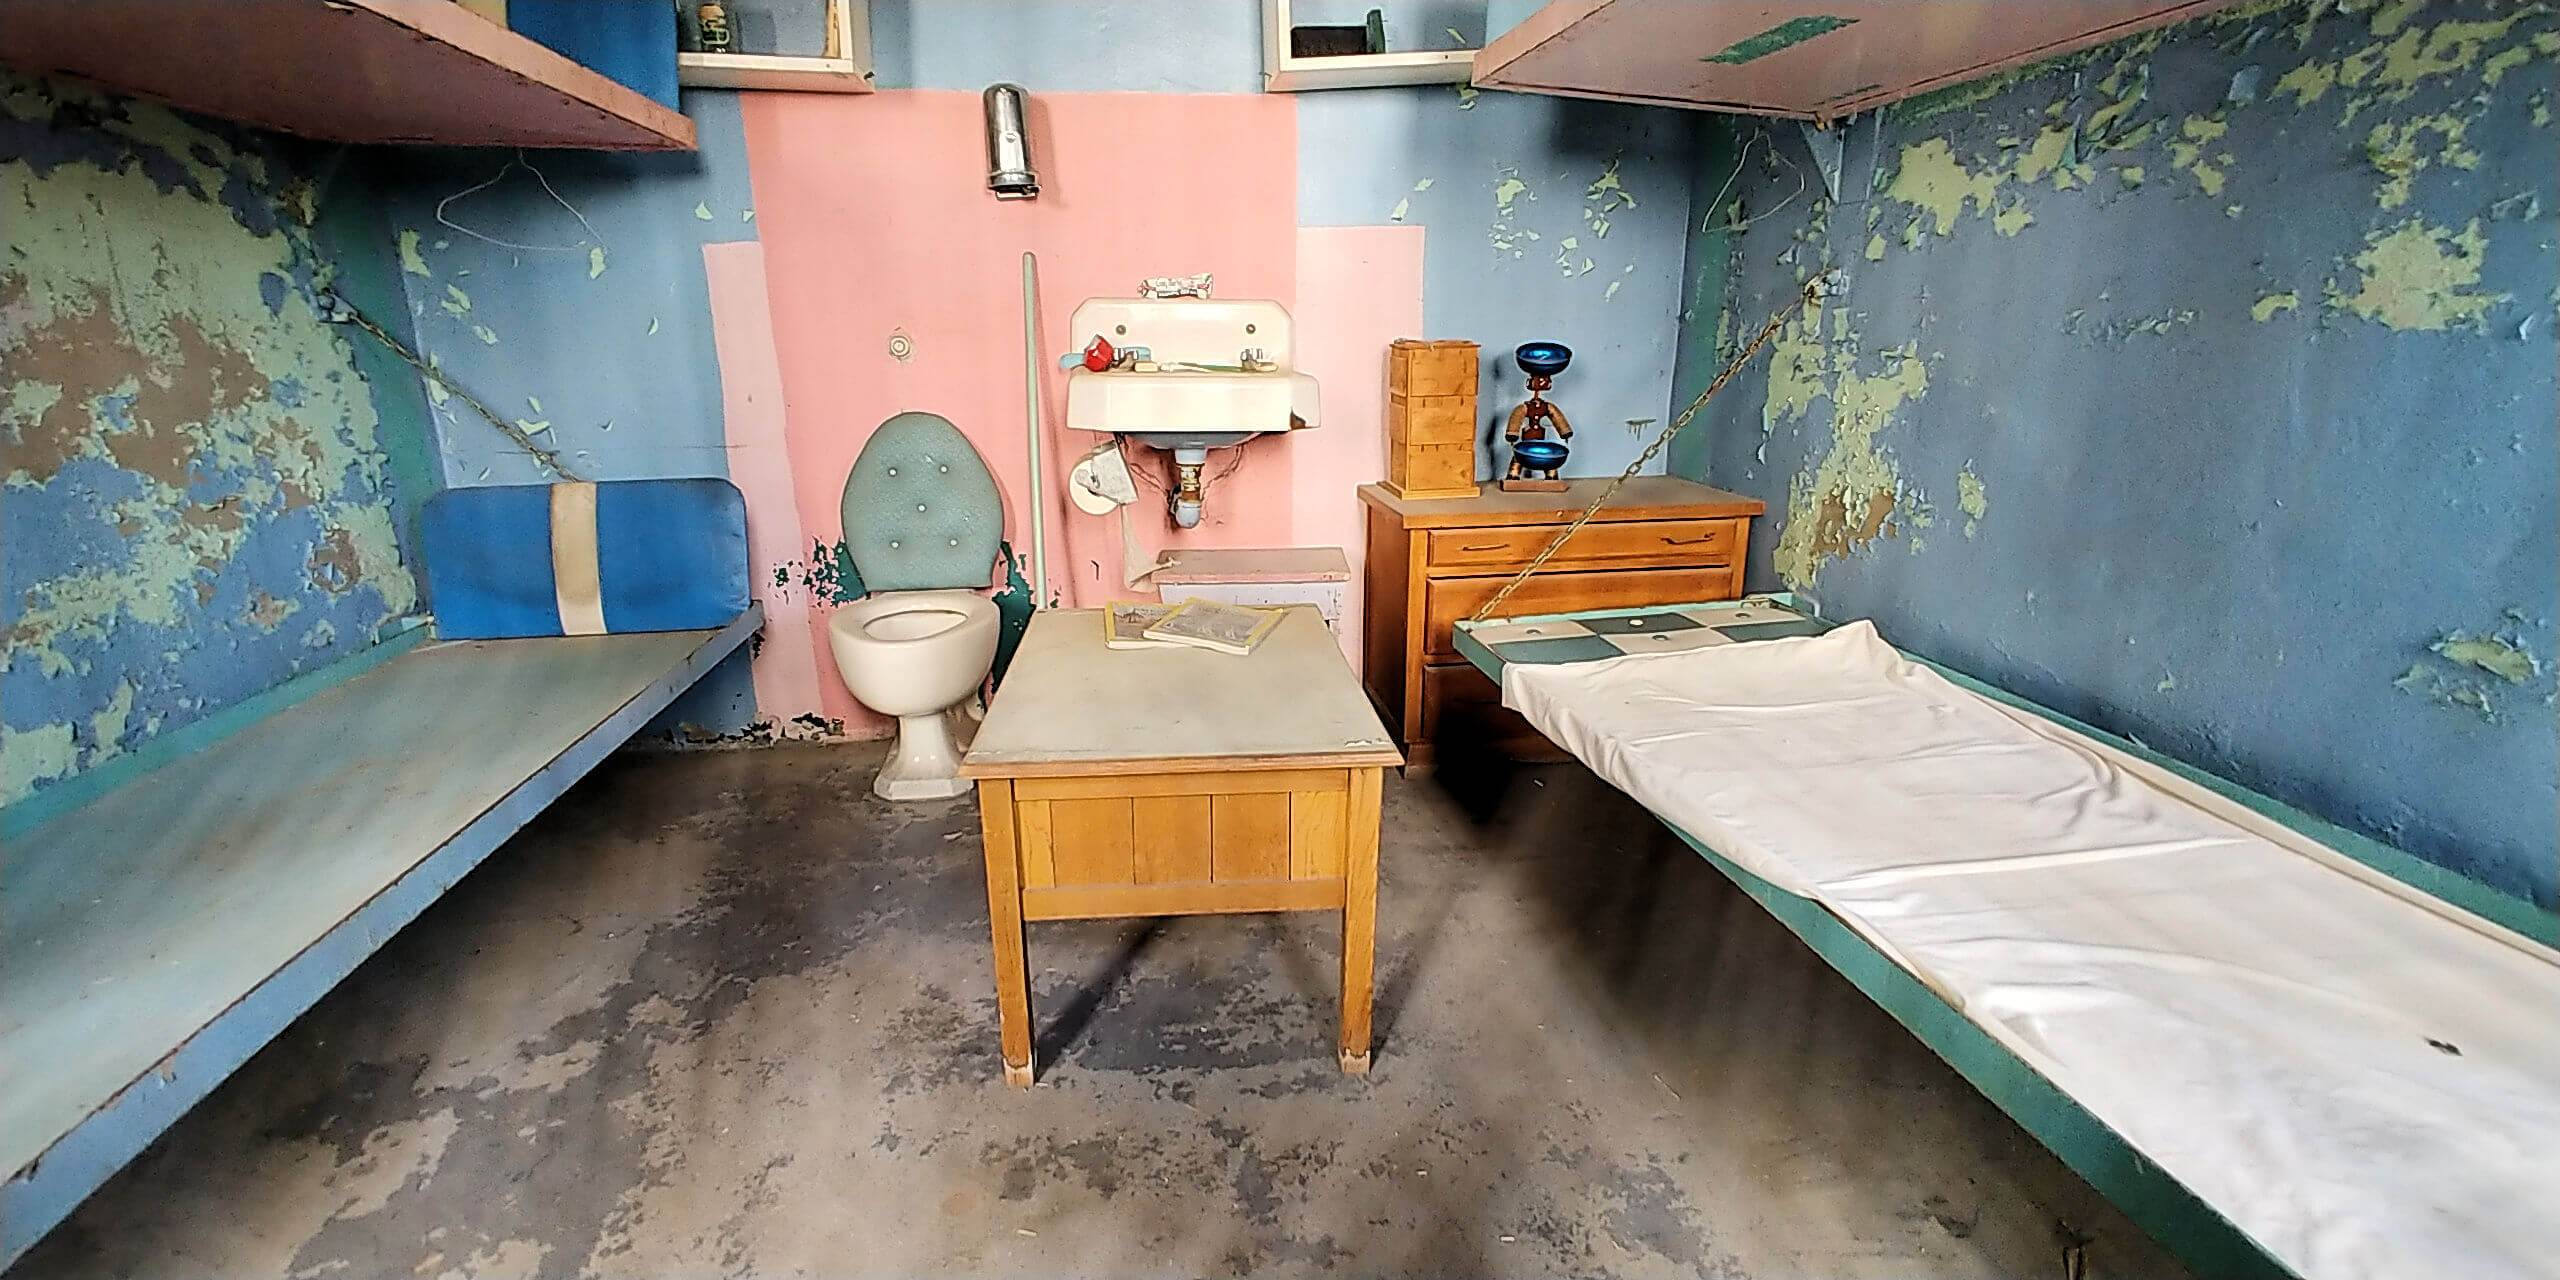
[958,606,1402,1087]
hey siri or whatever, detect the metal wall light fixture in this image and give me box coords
[983,83,1038,199]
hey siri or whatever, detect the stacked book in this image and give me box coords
[1103,601,1284,656]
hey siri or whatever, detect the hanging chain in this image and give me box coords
[321,289,583,481]
[1467,275,1826,624]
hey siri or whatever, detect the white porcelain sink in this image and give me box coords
[1062,297,1320,450]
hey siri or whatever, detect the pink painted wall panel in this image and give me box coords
[702,241,828,733]
[739,89,1298,731]
[1289,225,1425,674]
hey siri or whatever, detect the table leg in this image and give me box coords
[975,779,1035,1088]
[1339,766,1383,1075]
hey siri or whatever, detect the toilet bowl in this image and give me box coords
[828,411,1008,801]
[829,590,998,799]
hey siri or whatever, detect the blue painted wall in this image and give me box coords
[371,93,758,488]
[1,74,424,808]
[1297,87,1696,479]
[1674,1,2558,906]
[367,92,764,737]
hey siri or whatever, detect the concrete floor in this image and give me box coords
[24,743,2189,1279]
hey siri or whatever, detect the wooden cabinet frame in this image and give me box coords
[973,766,1385,1087]
[1260,0,1480,92]
[679,0,874,93]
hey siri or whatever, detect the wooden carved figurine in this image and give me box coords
[1502,341,1573,492]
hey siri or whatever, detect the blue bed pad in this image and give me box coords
[422,478,751,638]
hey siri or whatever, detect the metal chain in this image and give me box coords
[321,288,583,481]
[1467,276,1825,623]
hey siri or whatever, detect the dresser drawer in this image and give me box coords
[1425,518,1740,574]
[1422,565,1741,657]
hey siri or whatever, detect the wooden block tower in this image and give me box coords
[1383,339,1481,500]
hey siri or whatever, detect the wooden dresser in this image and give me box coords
[1358,477,1765,771]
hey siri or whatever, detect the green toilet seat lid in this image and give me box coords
[839,411,1004,593]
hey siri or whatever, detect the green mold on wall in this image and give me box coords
[2168,116,2234,196]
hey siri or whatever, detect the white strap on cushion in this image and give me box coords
[549,481,607,636]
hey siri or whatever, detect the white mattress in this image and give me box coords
[1502,622,2560,1280]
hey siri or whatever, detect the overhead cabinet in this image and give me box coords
[1473,1,2247,122]
[0,0,695,150]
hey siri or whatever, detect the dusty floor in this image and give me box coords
[23,743,2188,1279]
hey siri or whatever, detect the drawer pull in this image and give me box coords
[1459,543,1506,552]
[1660,535,1716,545]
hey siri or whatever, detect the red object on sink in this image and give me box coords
[1081,334,1117,372]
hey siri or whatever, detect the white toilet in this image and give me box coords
[826,412,1006,801]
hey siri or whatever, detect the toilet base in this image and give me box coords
[874,707,975,801]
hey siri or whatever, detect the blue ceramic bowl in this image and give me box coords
[1513,438,1569,469]
[1514,341,1573,378]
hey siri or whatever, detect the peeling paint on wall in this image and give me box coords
[1488,166,1532,257]
[1685,0,2560,905]
[2,73,419,807]
[1885,139,1999,237]
[373,98,758,490]
[1301,86,1694,482]
[1764,298,1933,589]
[2325,217,2506,330]
[2251,290,2302,321]
[2394,661,2501,723]
[2431,626,2542,684]
[774,537,866,606]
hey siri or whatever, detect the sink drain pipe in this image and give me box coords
[1169,447,1207,528]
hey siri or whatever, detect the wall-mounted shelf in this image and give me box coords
[0,0,695,150]
[678,0,875,93]
[1473,0,2245,122]
[1262,0,1479,92]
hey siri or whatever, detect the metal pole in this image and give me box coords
[1021,251,1047,608]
